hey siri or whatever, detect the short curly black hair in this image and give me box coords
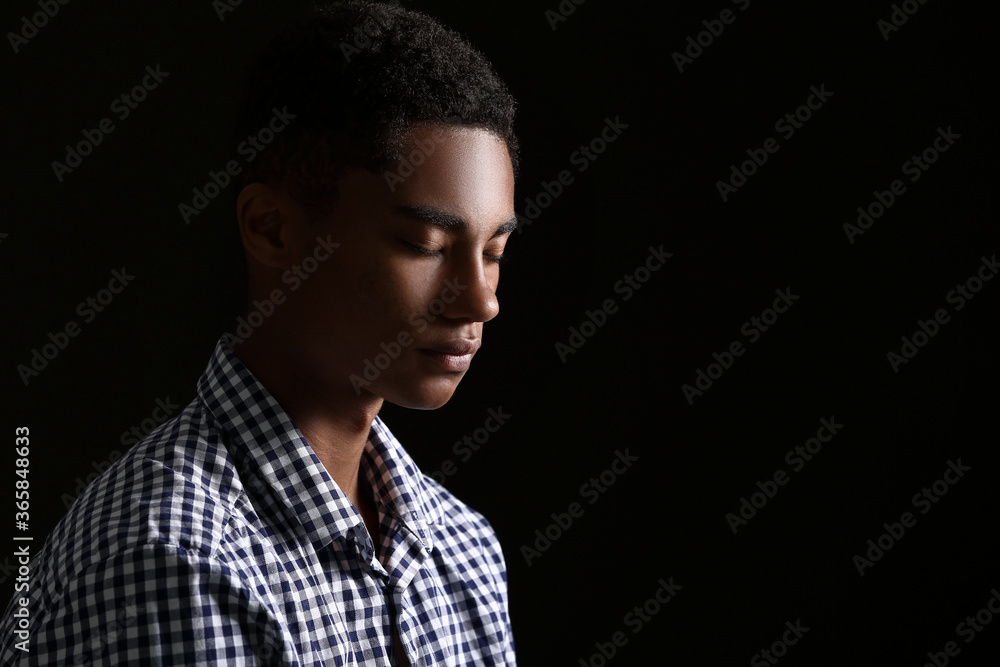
[233,0,519,216]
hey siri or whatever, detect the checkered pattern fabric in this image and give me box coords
[0,335,515,665]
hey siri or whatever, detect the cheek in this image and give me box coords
[343,253,442,334]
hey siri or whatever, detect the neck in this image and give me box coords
[231,325,383,510]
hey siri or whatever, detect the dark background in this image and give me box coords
[2,0,997,665]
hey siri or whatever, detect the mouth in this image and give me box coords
[418,338,481,373]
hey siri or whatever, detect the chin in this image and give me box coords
[379,376,462,410]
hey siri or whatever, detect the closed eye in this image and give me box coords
[403,241,508,264]
[402,241,441,257]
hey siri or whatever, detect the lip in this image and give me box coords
[418,338,481,372]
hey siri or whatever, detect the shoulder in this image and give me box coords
[0,398,270,663]
[419,473,508,571]
[415,473,514,659]
[1,541,279,665]
[34,397,250,607]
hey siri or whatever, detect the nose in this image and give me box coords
[441,255,500,323]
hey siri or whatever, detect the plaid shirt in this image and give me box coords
[1,335,515,665]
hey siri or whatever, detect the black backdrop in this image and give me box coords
[2,1,998,665]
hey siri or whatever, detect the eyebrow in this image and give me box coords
[395,205,518,239]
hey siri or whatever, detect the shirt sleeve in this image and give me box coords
[8,543,289,666]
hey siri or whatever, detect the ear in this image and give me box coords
[236,183,305,269]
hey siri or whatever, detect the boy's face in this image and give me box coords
[277,125,516,409]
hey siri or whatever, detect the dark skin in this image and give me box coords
[233,124,515,664]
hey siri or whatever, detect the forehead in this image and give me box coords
[386,125,515,227]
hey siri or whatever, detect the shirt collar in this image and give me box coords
[196,334,440,555]
[362,417,441,551]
